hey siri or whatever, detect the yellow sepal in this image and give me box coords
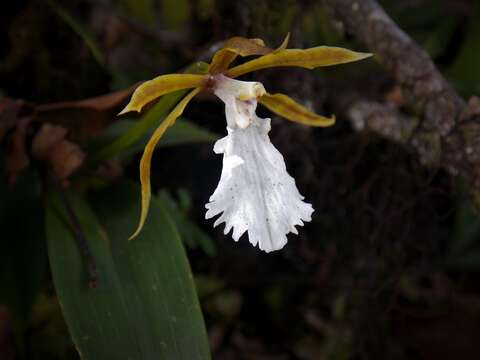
[259,92,335,127]
[208,33,291,74]
[226,46,372,78]
[208,37,271,74]
[129,88,201,240]
[119,74,206,115]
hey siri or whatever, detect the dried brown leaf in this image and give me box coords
[34,85,137,140]
[0,98,27,143]
[32,123,85,183]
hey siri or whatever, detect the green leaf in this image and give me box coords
[46,182,211,359]
[89,117,217,161]
[159,119,218,147]
[92,182,211,359]
[46,191,141,359]
[158,190,216,256]
[46,0,105,67]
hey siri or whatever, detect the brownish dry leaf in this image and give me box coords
[2,85,134,184]
[32,123,85,184]
[34,85,137,140]
[0,98,27,143]
[31,123,68,158]
[93,158,124,181]
[49,141,85,184]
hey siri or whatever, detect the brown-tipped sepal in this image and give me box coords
[208,37,272,74]
[227,47,372,78]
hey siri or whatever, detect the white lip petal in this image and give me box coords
[213,74,265,102]
[205,99,314,252]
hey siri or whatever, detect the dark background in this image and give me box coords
[1,0,480,359]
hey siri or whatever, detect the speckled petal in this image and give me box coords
[205,94,313,252]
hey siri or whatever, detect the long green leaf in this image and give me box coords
[91,182,210,359]
[46,191,142,359]
[46,182,211,359]
[46,0,105,66]
[89,117,217,161]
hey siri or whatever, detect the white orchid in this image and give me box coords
[119,34,371,252]
[205,76,314,252]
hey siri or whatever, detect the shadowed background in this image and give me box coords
[1,0,480,359]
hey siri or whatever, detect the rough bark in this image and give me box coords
[322,0,480,202]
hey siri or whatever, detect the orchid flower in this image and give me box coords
[119,34,371,252]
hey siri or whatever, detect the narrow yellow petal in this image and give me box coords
[226,47,372,78]
[119,74,206,115]
[220,37,269,56]
[129,88,201,240]
[208,50,239,74]
[208,37,272,74]
[259,92,335,127]
[274,32,290,52]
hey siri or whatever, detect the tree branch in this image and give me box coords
[322,0,480,201]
